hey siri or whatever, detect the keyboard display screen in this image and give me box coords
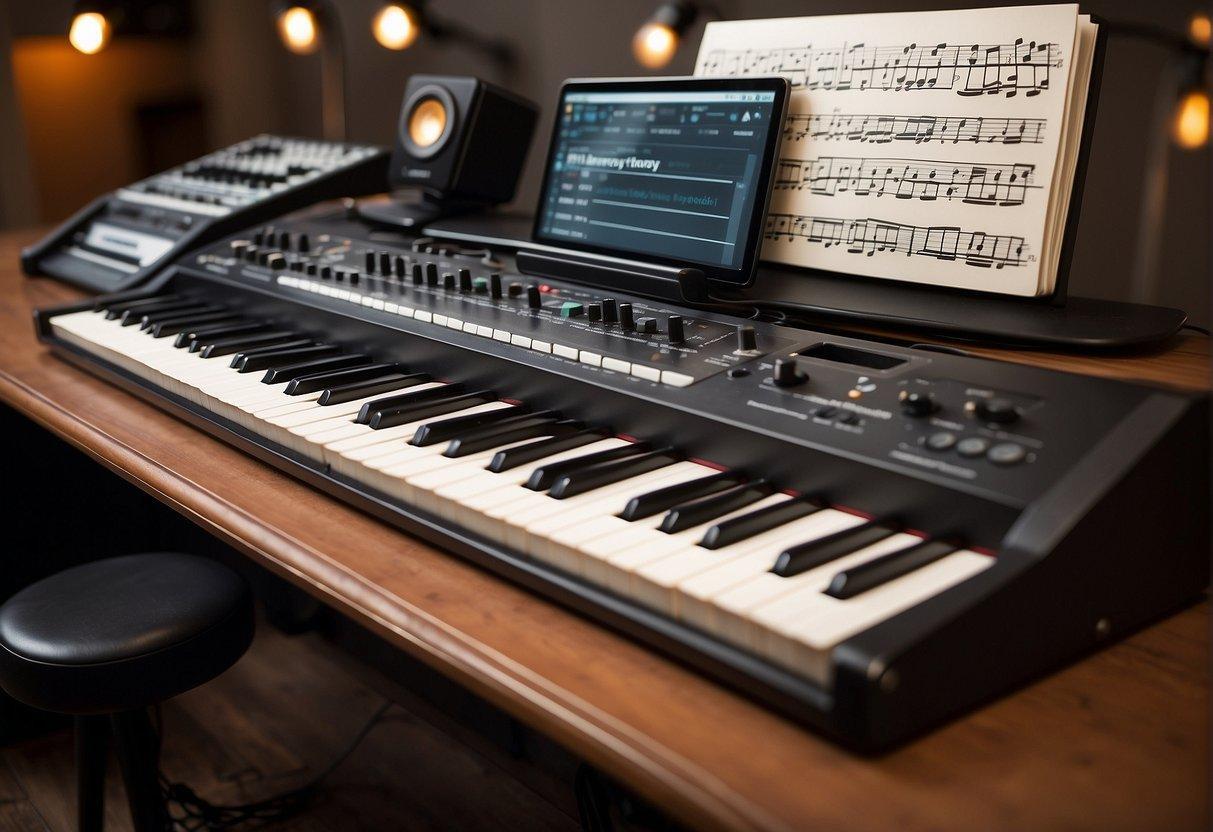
[536,89,778,270]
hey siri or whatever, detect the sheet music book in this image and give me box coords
[694,4,1099,297]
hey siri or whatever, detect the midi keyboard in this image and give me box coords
[36,204,1209,749]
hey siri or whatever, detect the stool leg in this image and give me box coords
[110,709,170,832]
[75,715,108,832]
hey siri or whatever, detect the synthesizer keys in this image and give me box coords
[36,205,1209,749]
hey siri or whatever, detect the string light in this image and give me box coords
[1173,87,1209,150]
[372,4,420,50]
[632,2,698,69]
[277,5,320,55]
[68,11,110,55]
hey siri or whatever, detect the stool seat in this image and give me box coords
[0,553,253,714]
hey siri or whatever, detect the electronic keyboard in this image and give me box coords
[21,136,387,293]
[35,205,1209,750]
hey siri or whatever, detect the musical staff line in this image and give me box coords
[775,156,1038,206]
[699,38,1063,98]
[782,111,1047,145]
[764,213,1029,269]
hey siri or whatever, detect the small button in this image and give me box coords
[987,442,1027,466]
[553,344,579,359]
[926,431,958,451]
[812,406,837,419]
[837,411,860,425]
[493,329,511,342]
[661,370,694,387]
[602,357,630,373]
[631,365,661,382]
[579,351,602,367]
[530,340,552,354]
[510,334,532,348]
[560,301,585,318]
[956,437,990,458]
[727,367,750,378]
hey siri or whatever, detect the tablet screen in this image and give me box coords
[533,78,787,286]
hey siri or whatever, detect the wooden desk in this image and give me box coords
[1,228,1207,832]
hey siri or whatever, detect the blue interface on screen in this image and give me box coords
[538,90,777,269]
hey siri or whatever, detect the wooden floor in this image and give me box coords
[0,618,582,832]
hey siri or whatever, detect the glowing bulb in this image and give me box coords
[68,12,110,55]
[277,6,319,55]
[373,4,420,50]
[1189,12,1211,47]
[633,22,678,69]
[1173,88,1209,150]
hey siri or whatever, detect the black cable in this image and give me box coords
[156,699,393,830]
[1182,323,1211,336]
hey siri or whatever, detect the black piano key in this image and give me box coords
[444,417,581,458]
[547,448,679,500]
[618,472,738,522]
[367,391,497,430]
[260,354,369,385]
[95,290,165,313]
[138,304,225,330]
[317,373,429,405]
[771,522,899,578]
[355,384,464,424]
[486,430,609,473]
[207,333,311,361]
[658,480,773,534]
[283,362,404,395]
[104,295,184,319]
[150,312,244,338]
[824,539,958,599]
[116,298,199,324]
[182,321,272,351]
[227,340,324,367]
[698,496,820,550]
[524,442,649,491]
[409,405,531,447]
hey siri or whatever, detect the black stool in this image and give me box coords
[0,553,254,832]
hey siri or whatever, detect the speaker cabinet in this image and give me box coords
[360,75,539,229]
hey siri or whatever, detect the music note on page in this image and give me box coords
[699,39,1063,98]
[763,213,1030,269]
[781,112,1047,145]
[774,156,1038,206]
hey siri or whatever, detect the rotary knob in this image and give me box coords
[899,390,938,417]
[971,397,1020,425]
[736,325,758,352]
[772,357,806,387]
[526,284,542,309]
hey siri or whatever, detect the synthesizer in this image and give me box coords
[35,205,1209,749]
[22,135,388,293]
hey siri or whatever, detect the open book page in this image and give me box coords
[694,4,1083,296]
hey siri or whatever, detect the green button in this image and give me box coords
[472,277,489,293]
[559,302,585,318]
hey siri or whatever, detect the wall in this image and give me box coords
[1,0,1208,321]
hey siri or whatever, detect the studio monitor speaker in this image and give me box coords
[359,75,540,229]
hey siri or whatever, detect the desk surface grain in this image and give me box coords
[1,229,1207,832]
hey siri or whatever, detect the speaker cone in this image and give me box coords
[400,85,456,159]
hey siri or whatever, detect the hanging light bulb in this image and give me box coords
[632,2,697,69]
[68,11,111,55]
[277,5,320,55]
[1173,86,1209,150]
[1188,12,1211,48]
[373,3,421,51]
